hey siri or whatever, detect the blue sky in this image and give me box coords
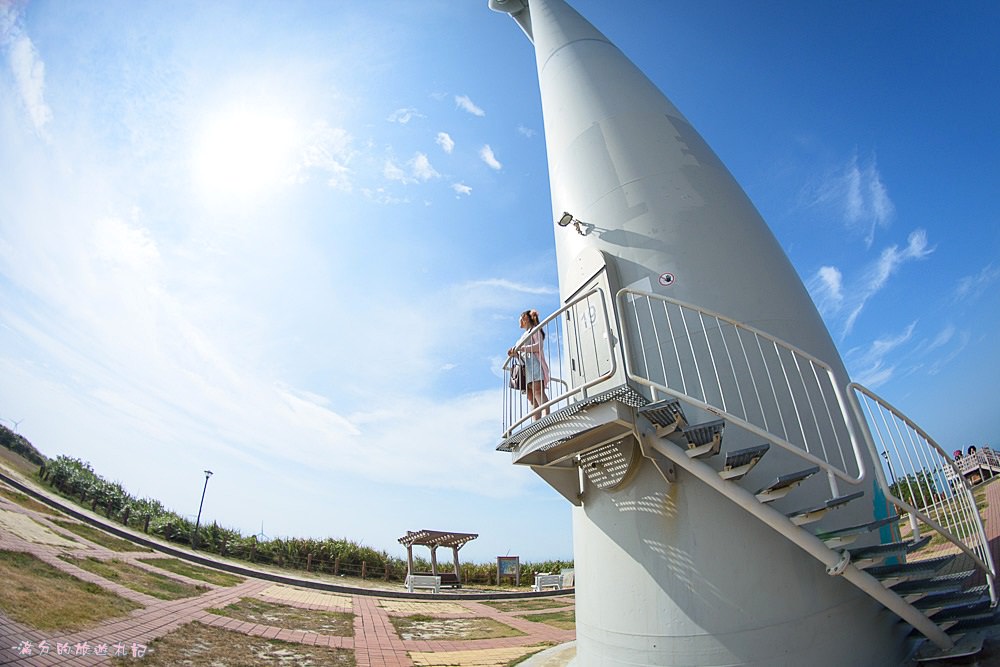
[0,0,997,563]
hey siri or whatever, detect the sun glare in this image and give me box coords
[192,107,299,199]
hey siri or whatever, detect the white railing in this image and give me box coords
[616,288,866,485]
[502,287,617,438]
[952,448,1000,480]
[850,384,997,602]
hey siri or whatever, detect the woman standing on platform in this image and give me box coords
[509,309,550,420]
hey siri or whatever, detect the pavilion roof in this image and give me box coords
[397,529,478,549]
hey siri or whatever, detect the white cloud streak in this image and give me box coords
[455,94,485,117]
[813,229,933,338]
[383,158,412,184]
[465,278,558,295]
[385,153,439,184]
[436,131,454,154]
[386,107,422,124]
[847,321,917,387]
[451,182,471,196]
[1,4,52,136]
[409,152,438,181]
[807,153,895,247]
[842,229,933,335]
[806,265,843,317]
[296,121,355,191]
[479,144,502,170]
[955,263,1000,303]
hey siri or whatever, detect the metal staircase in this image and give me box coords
[636,395,996,661]
[499,287,998,661]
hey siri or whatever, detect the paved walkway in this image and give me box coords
[0,486,574,666]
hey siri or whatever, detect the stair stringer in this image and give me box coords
[635,418,956,652]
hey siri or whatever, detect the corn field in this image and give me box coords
[37,455,571,586]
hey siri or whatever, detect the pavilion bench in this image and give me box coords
[406,574,441,593]
[533,573,563,591]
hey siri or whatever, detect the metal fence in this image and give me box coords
[615,288,865,484]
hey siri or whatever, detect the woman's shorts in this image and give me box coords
[524,355,544,383]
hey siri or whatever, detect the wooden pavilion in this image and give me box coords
[398,529,478,588]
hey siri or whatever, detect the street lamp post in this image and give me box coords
[192,470,213,550]
[882,450,897,486]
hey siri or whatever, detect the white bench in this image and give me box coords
[533,573,562,591]
[406,574,441,593]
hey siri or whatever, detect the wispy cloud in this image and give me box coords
[1,4,52,136]
[386,107,422,124]
[516,124,536,138]
[436,131,454,154]
[383,159,412,184]
[806,153,895,247]
[842,229,933,334]
[409,152,438,181]
[815,229,933,337]
[455,94,485,117]
[465,278,558,295]
[955,263,1000,303]
[384,153,439,184]
[361,186,409,205]
[925,324,955,353]
[806,265,843,317]
[927,329,970,375]
[847,321,917,387]
[296,121,355,191]
[479,144,502,170]
[451,182,471,196]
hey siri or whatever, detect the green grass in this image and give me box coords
[60,556,209,600]
[507,644,557,666]
[523,609,575,630]
[0,447,41,478]
[51,519,151,552]
[111,621,355,666]
[0,485,63,516]
[0,550,142,631]
[481,596,573,612]
[390,614,526,641]
[137,557,244,587]
[208,596,354,636]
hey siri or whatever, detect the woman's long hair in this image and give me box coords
[522,309,545,339]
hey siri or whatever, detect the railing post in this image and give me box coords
[826,470,840,498]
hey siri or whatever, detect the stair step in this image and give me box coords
[915,628,987,662]
[788,491,865,526]
[866,555,955,585]
[912,586,989,616]
[815,515,900,548]
[929,599,993,628]
[679,419,725,459]
[942,610,1000,635]
[719,443,770,481]
[849,535,930,566]
[891,570,976,601]
[755,466,820,503]
[638,399,687,435]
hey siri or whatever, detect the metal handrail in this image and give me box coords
[849,383,997,603]
[502,287,617,438]
[615,288,867,486]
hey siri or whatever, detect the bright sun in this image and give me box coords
[192,107,299,199]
